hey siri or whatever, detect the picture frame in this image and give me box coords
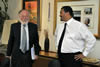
[53,0,100,38]
[22,0,42,31]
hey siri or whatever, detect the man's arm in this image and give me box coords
[74,24,96,60]
[80,24,96,56]
[34,25,41,55]
[7,24,14,56]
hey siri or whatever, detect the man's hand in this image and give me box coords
[74,54,85,60]
[35,55,38,60]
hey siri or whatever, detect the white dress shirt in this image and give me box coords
[20,23,29,51]
[55,18,96,56]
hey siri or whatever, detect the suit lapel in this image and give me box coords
[28,23,31,41]
[17,22,21,42]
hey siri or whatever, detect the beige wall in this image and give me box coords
[0,1,5,11]
[0,0,100,59]
[39,0,56,51]
[0,0,22,20]
[8,0,22,20]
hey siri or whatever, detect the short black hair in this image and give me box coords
[61,6,74,17]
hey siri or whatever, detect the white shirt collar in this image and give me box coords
[64,18,74,25]
[21,23,28,27]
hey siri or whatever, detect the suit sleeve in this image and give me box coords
[34,25,41,55]
[7,24,14,56]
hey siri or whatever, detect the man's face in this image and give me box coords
[60,9,67,21]
[19,10,30,23]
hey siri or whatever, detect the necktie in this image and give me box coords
[20,24,27,53]
[58,23,67,54]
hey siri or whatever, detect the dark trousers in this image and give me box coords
[58,52,83,67]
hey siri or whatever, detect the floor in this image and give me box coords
[33,56,53,67]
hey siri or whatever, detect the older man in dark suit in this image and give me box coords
[6,10,41,67]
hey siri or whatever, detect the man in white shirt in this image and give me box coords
[55,6,96,67]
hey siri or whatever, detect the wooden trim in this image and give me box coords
[94,1,100,38]
[98,0,100,38]
[39,0,42,31]
[53,0,57,34]
[57,0,81,2]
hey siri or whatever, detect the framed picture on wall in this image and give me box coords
[73,11,81,22]
[54,0,100,38]
[84,8,92,15]
[23,0,42,30]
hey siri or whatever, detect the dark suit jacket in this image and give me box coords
[7,22,41,67]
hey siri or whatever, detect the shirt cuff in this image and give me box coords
[83,51,89,56]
